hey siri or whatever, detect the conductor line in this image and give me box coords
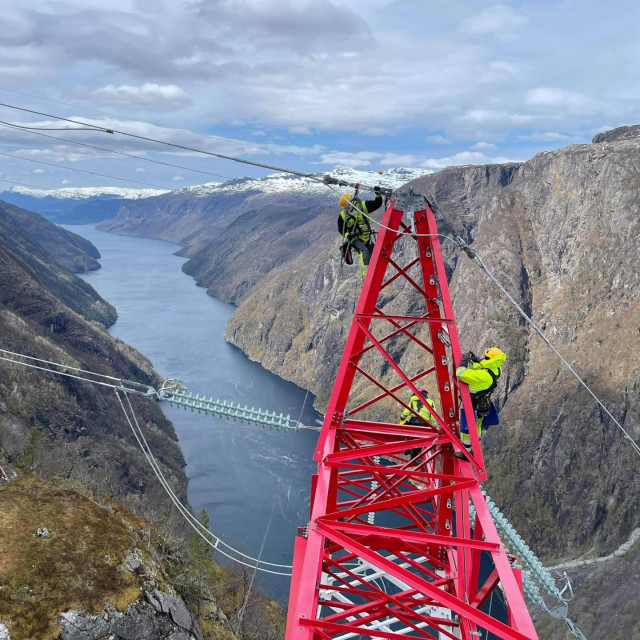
[0,101,324,183]
[0,120,234,182]
[0,149,170,190]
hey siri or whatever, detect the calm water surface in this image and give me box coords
[66,225,321,603]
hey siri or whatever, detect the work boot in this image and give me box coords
[454,446,472,459]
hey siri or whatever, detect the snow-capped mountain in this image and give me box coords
[172,167,430,198]
[0,186,170,224]
[0,167,430,225]
[2,186,168,200]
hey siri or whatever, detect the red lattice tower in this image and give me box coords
[286,194,538,640]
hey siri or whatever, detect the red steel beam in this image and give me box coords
[287,195,538,640]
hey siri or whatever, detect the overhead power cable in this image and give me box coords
[0,102,325,181]
[0,122,103,131]
[0,346,293,574]
[0,86,276,148]
[116,390,292,575]
[469,250,640,458]
[0,176,64,192]
[2,101,633,461]
[0,150,170,191]
[0,102,394,199]
[0,120,233,182]
[352,195,640,459]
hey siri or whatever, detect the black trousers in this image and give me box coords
[351,238,373,265]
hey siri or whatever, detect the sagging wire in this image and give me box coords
[115,389,293,576]
[345,194,640,460]
[0,102,327,183]
[0,120,234,182]
[0,346,293,575]
[0,149,171,191]
[469,250,640,458]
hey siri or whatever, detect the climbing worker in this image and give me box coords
[455,347,506,455]
[338,186,383,280]
[399,387,437,459]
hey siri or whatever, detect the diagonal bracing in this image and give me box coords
[286,194,538,640]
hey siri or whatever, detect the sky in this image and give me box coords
[0,0,639,191]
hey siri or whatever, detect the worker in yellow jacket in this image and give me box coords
[399,387,436,459]
[455,347,506,452]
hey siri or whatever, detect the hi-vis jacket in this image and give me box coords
[455,351,507,394]
[401,395,436,424]
[338,195,382,243]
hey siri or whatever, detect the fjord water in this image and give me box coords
[67,225,321,602]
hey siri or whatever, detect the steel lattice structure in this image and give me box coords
[286,194,538,640]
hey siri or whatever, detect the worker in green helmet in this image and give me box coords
[399,387,436,459]
[337,186,383,280]
[455,347,506,454]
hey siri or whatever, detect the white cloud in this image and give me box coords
[289,126,312,135]
[134,167,146,172]
[362,127,387,136]
[460,4,529,40]
[319,151,379,167]
[91,83,192,110]
[32,168,46,173]
[472,142,497,150]
[427,135,452,145]
[419,150,517,170]
[173,175,184,181]
[519,132,571,142]
[61,179,70,184]
[318,148,518,171]
[524,87,590,110]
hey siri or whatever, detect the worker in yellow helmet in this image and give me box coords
[455,347,506,454]
[399,387,436,459]
[338,186,382,280]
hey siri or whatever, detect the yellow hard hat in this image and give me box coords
[339,193,352,208]
[484,347,505,360]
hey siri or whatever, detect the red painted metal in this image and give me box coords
[287,195,538,640]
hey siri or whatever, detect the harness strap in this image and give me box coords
[474,367,500,398]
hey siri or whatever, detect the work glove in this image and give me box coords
[467,351,481,363]
[459,354,473,369]
[399,418,407,425]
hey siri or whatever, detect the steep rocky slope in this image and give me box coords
[0,201,187,524]
[0,475,284,640]
[0,203,286,639]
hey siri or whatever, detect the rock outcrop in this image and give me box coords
[58,591,204,640]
